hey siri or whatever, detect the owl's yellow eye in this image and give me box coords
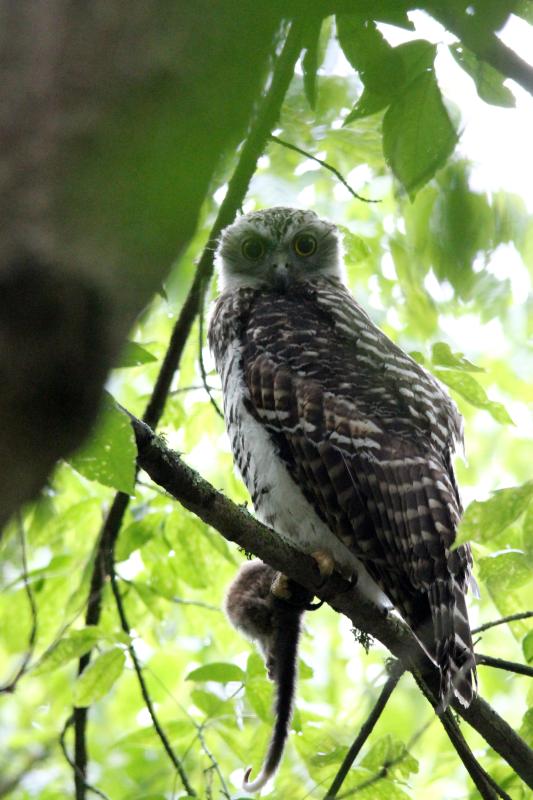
[293,234,317,257]
[242,238,265,261]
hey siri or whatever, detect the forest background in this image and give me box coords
[0,3,532,799]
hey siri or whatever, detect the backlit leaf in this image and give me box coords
[431,342,484,372]
[434,369,514,424]
[450,44,515,108]
[186,662,245,683]
[69,393,136,493]
[115,341,157,367]
[457,482,533,546]
[383,71,457,197]
[73,648,126,707]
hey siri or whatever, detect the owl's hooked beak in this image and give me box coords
[271,263,290,291]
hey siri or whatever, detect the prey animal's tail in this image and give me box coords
[243,598,302,792]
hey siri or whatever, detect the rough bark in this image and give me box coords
[0,0,285,528]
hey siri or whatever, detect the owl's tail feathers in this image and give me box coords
[429,577,477,714]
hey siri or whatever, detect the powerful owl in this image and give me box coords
[208,206,477,712]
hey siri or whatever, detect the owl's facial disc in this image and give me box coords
[216,207,345,292]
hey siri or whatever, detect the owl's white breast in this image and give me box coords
[219,336,389,609]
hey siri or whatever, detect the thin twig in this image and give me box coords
[270,135,379,203]
[110,569,196,795]
[146,662,242,798]
[472,611,533,634]
[336,719,432,799]
[169,384,220,396]
[477,652,533,678]
[0,516,38,693]
[59,716,111,800]
[68,18,304,798]
[324,662,405,799]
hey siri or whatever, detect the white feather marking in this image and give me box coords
[220,337,389,609]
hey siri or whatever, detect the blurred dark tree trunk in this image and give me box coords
[0,0,287,528]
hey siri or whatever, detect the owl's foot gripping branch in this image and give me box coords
[129,412,533,799]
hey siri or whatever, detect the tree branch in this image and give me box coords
[59,716,111,800]
[421,2,533,97]
[324,662,405,799]
[437,710,509,800]
[477,653,533,679]
[129,413,533,791]
[68,18,305,799]
[473,611,533,635]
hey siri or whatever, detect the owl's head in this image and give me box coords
[215,207,344,292]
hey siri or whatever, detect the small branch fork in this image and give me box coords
[64,18,306,800]
[129,413,533,794]
[324,662,405,799]
[335,719,432,799]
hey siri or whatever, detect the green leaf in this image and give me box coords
[337,226,372,263]
[431,342,484,372]
[165,514,210,589]
[523,631,533,664]
[521,708,533,747]
[73,648,126,707]
[457,482,533,546]
[34,626,103,674]
[245,675,273,722]
[523,501,533,560]
[434,369,514,424]
[344,87,390,123]
[302,15,325,110]
[478,550,531,593]
[450,44,515,108]
[246,652,266,679]
[185,662,245,683]
[69,393,136,493]
[345,40,436,123]
[35,627,130,676]
[191,689,236,719]
[115,516,161,562]
[115,341,157,368]
[336,15,404,96]
[396,40,436,85]
[115,720,190,748]
[361,734,418,779]
[515,0,533,24]
[383,71,457,198]
[299,658,314,680]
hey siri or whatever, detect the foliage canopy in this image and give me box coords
[1,5,532,800]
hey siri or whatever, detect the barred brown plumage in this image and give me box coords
[209,207,477,729]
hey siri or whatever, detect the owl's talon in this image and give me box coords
[271,572,292,600]
[311,549,336,581]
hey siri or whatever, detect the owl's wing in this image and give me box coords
[241,280,476,707]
